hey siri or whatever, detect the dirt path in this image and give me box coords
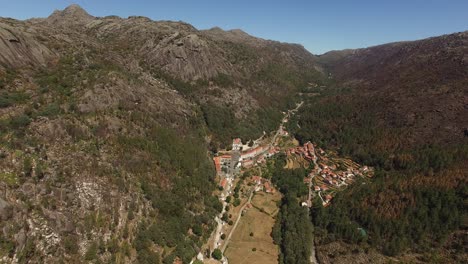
[221,188,255,253]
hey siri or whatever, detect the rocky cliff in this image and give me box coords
[0,5,323,263]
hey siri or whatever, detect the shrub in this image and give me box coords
[84,241,98,261]
[233,198,241,207]
[23,157,32,177]
[9,114,31,130]
[0,91,29,108]
[211,248,222,260]
[37,103,61,117]
[63,235,79,254]
[192,224,203,236]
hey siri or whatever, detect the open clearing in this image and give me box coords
[224,192,280,264]
[251,191,281,216]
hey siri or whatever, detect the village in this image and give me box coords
[196,102,373,264]
[284,141,373,206]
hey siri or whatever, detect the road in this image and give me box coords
[221,187,255,253]
[193,101,305,264]
[306,144,320,264]
[269,101,304,147]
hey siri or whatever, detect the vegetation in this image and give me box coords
[118,126,221,263]
[200,102,284,149]
[271,155,313,264]
[289,85,468,256]
[0,91,29,108]
[211,248,223,260]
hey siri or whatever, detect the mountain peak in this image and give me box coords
[63,4,88,14]
[47,4,94,24]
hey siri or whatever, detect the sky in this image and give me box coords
[1,0,467,54]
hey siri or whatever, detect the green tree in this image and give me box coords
[211,248,223,260]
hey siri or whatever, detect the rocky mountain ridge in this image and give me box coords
[0,5,324,263]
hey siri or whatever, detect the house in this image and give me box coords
[213,157,221,174]
[266,147,277,158]
[314,186,321,191]
[219,155,232,167]
[242,159,254,168]
[264,181,273,193]
[252,176,262,185]
[232,138,242,151]
[257,155,266,164]
[220,178,227,188]
[240,145,266,161]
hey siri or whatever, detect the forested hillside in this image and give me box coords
[270,155,313,264]
[288,31,468,263]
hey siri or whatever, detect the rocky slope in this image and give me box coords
[0,4,324,264]
[1,4,466,264]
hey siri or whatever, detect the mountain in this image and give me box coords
[0,4,466,264]
[318,32,468,146]
[291,32,467,263]
[0,5,323,263]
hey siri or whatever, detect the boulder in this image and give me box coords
[0,198,12,221]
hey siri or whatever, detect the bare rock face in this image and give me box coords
[143,32,232,80]
[0,22,55,69]
[46,4,94,25]
[202,27,269,47]
[0,198,12,221]
[0,4,326,263]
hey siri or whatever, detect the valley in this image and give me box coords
[0,4,466,264]
[201,100,375,264]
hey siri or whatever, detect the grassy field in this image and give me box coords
[251,191,281,216]
[224,191,281,264]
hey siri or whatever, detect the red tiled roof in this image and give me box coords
[213,157,221,173]
[252,176,261,182]
[220,178,227,188]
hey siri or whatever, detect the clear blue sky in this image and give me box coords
[1,0,467,54]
